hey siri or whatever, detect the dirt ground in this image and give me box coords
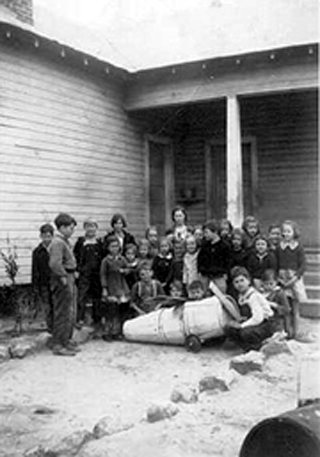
[0,318,319,457]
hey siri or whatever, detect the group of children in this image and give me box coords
[32,208,307,355]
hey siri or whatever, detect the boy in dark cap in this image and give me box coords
[74,218,103,327]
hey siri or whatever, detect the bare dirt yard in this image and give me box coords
[0,318,319,457]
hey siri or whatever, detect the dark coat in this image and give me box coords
[31,243,51,291]
[247,251,277,279]
[197,239,230,278]
[73,237,104,276]
[103,230,136,256]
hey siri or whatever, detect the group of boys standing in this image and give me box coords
[32,209,307,356]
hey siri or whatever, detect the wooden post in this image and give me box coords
[227,96,243,226]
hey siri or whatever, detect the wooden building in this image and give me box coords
[0,1,318,286]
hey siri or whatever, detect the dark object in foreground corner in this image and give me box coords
[240,403,320,457]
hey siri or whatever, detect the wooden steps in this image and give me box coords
[300,248,320,318]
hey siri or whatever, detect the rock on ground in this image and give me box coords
[24,446,47,457]
[9,341,34,359]
[170,384,198,403]
[46,429,93,456]
[93,415,134,439]
[34,332,52,350]
[230,351,265,375]
[199,369,237,392]
[72,327,93,345]
[0,344,10,363]
[146,402,179,423]
[261,338,292,358]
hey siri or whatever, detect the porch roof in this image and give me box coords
[33,0,318,72]
[1,1,318,74]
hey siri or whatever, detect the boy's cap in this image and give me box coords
[83,218,98,228]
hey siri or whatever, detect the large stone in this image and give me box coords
[34,332,52,350]
[9,341,34,359]
[24,446,47,457]
[261,339,292,358]
[93,415,134,439]
[48,430,93,456]
[199,370,237,392]
[230,351,265,375]
[170,384,198,403]
[0,345,10,363]
[146,402,179,423]
[72,327,92,345]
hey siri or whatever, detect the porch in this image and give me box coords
[130,90,318,247]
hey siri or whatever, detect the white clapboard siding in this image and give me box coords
[0,43,146,284]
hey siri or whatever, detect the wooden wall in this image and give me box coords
[156,91,318,245]
[0,43,145,284]
[241,91,319,246]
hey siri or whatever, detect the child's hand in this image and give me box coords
[226,320,241,329]
[269,301,279,310]
[74,271,79,280]
[61,277,67,286]
[286,275,298,287]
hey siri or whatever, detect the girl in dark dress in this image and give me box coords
[103,213,135,255]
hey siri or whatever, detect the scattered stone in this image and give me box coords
[230,351,265,375]
[170,384,198,403]
[72,327,92,345]
[0,345,10,363]
[9,341,34,359]
[24,446,47,457]
[261,339,292,358]
[199,370,237,392]
[93,415,134,439]
[146,402,179,423]
[33,406,56,415]
[34,332,52,350]
[48,430,93,456]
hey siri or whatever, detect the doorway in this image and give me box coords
[205,137,257,221]
[145,135,174,235]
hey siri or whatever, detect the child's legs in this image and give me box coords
[237,320,274,351]
[101,300,121,337]
[39,285,53,332]
[89,273,102,323]
[77,275,91,321]
[67,274,77,333]
[293,278,308,302]
[119,302,131,327]
[51,276,74,348]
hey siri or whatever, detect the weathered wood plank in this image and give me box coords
[126,62,318,110]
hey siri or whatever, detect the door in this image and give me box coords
[146,136,174,235]
[206,138,257,221]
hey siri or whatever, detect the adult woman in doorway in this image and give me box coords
[103,213,136,255]
[166,206,190,243]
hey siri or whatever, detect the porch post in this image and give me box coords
[226,95,243,226]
